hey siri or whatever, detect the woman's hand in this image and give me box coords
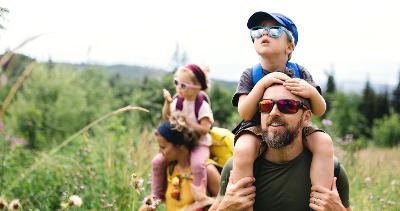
[309,177,347,211]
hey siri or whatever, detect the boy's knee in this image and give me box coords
[234,134,259,157]
[310,133,334,155]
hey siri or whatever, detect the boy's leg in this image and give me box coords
[231,133,260,184]
[305,131,334,189]
[151,153,167,200]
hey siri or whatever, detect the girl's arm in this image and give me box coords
[187,117,212,136]
[283,79,326,117]
[162,89,172,120]
[238,72,290,120]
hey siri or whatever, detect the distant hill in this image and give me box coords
[57,62,238,90]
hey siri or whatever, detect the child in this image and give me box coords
[231,11,334,208]
[151,63,214,202]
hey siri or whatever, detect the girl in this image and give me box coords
[152,64,214,202]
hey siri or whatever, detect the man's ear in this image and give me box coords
[302,110,312,126]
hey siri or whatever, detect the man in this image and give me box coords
[211,84,351,211]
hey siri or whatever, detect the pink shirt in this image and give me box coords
[170,98,214,146]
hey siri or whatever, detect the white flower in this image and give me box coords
[0,196,8,210]
[8,199,21,210]
[68,195,83,207]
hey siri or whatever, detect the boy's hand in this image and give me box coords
[259,72,291,89]
[284,78,316,99]
[163,89,173,103]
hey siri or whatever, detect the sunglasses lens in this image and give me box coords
[250,27,264,39]
[268,27,283,38]
[259,100,274,113]
[277,99,299,114]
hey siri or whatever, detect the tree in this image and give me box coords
[392,70,400,113]
[359,79,376,136]
[327,92,366,138]
[168,43,189,72]
[0,7,9,30]
[324,70,336,114]
[375,89,390,119]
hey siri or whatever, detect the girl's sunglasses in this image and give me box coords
[173,79,200,90]
[250,25,293,42]
[259,99,309,114]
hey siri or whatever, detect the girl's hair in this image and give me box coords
[156,112,200,150]
[175,64,210,91]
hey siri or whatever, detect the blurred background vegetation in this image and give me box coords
[0,7,400,210]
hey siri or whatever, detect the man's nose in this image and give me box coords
[269,104,281,116]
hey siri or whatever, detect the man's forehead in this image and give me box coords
[263,85,300,100]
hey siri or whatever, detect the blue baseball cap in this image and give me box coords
[247,11,298,46]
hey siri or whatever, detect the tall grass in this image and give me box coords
[337,147,400,210]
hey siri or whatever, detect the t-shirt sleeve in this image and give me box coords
[198,101,214,124]
[232,68,253,107]
[218,158,233,197]
[337,164,350,208]
[298,65,322,95]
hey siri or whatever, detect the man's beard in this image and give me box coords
[261,115,303,149]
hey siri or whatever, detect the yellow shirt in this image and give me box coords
[165,165,194,211]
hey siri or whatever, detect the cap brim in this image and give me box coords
[247,11,286,29]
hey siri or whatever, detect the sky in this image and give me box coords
[0,0,399,87]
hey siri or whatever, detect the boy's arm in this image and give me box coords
[283,79,326,117]
[238,72,290,120]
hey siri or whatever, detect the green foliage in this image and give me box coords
[372,110,400,147]
[208,83,236,128]
[327,92,366,138]
[4,65,113,148]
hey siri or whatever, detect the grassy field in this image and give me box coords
[338,147,400,210]
[1,127,399,210]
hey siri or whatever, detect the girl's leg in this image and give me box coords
[151,153,167,200]
[190,145,210,187]
[231,133,260,184]
[305,131,334,189]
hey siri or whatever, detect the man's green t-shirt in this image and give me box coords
[219,150,350,211]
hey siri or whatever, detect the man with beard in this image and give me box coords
[210,84,351,211]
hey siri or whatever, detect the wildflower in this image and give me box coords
[364,176,372,183]
[0,196,8,210]
[8,199,21,210]
[390,179,399,186]
[142,196,161,210]
[130,173,144,194]
[322,119,332,127]
[68,195,83,207]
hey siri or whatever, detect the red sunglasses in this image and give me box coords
[173,79,200,90]
[259,99,309,114]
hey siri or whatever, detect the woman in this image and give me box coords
[139,112,220,211]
